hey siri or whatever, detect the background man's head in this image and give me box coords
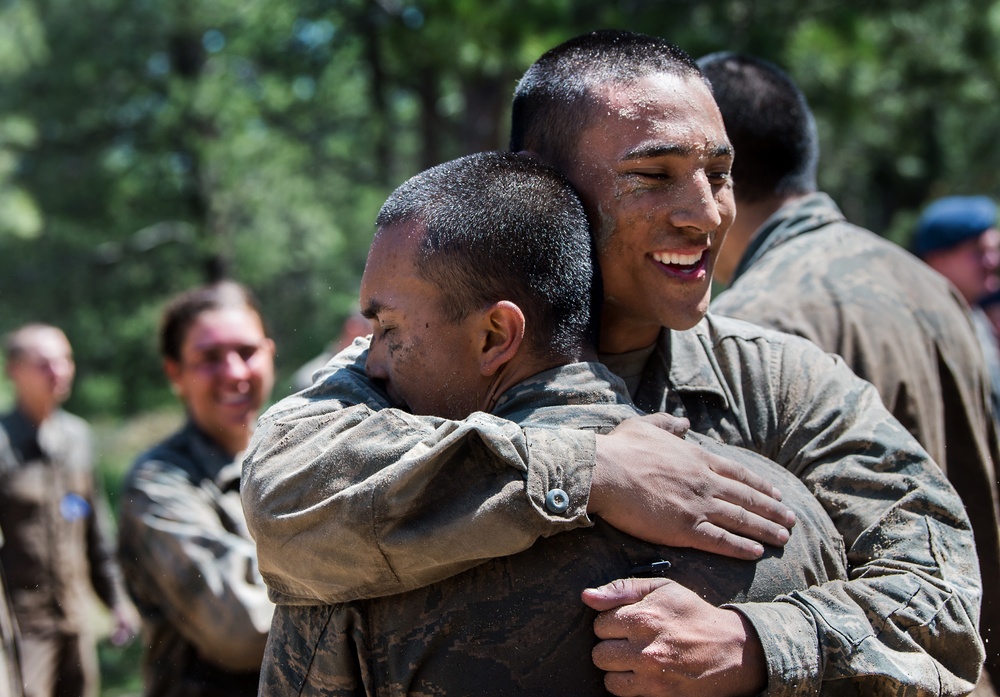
[698,52,818,205]
[511,30,735,345]
[914,195,1000,305]
[3,324,75,424]
[698,52,819,285]
[362,151,596,419]
[160,281,276,456]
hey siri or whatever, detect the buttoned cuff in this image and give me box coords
[725,601,822,697]
[524,427,595,529]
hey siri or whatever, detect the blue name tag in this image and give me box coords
[60,493,91,522]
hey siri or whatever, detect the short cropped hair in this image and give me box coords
[510,30,704,173]
[376,151,599,361]
[3,324,67,364]
[159,281,268,362]
[698,52,818,203]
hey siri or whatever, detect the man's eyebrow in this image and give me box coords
[621,142,733,161]
[360,299,386,320]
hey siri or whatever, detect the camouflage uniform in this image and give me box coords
[259,362,850,696]
[243,317,983,695]
[119,421,273,697]
[0,408,125,697]
[972,305,1000,420]
[0,531,24,697]
[712,192,1000,690]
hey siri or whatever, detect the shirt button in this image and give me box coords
[545,488,570,514]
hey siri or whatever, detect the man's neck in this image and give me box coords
[482,347,597,414]
[16,398,56,427]
[715,194,796,287]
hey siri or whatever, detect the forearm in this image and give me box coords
[86,489,127,609]
[244,397,596,604]
[121,481,273,671]
[732,551,981,696]
[758,466,983,694]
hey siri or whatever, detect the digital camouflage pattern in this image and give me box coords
[119,421,273,697]
[0,408,125,697]
[712,192,1000,690]
[243,315,983,695]
[258,363,848,696]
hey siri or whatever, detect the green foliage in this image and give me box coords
[1,0,999,417]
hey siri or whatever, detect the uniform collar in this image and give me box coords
[731,192,845,284]
[640,319,732,412]
[180,419,242,492]
[4,407,66,461]
[492,362,635,421]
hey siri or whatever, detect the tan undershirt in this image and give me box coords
[599,344,656,401]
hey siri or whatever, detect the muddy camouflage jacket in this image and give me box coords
[258,362,852,696]
[119,421,273,697]
[243,315,983,695]
[713,192,1000,686]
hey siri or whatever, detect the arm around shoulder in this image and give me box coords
[241,339,598,604]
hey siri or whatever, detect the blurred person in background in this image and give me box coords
[0,324,135,697]
[702,53,1000,695]
[979,288,1000,358]
[914,195,1000,419]
[290,310,372,393]
[0,531,23,697]
[118,282,275,697]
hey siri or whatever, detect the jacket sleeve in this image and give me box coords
[721,334,983,696]
[85,465,128,612]
[120,460,273,672]
[241,339,597,605]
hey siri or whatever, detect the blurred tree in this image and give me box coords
[0,0,998,417]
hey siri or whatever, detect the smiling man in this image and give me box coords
[119,283,276,697]
[255,151,847,696]
[243,31,982,696]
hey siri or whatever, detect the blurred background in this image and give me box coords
[1,0,999,692]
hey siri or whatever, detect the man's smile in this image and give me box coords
[650,249,708,278]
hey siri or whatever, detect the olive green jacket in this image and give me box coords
[258,362,849,696]
[244,314,983,695]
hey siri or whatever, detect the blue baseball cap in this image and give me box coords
[914,195,998,257]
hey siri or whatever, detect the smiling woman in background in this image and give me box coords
[118,281,276,697]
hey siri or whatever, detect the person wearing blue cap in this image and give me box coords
[703,53,1000,695]
[914,195,1000,306]
[916,193,1000,440]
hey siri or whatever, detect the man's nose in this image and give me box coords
[668,173,723,233]
[44,358,73,380]
[220,351,252,379]
[364,344,388,381]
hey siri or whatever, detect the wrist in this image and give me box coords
[587,434,611,515]
[726,609,768,696]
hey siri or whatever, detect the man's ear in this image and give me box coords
[163,358,184,397]
[480,301,525,376]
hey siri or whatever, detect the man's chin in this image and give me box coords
[659,300,710,332]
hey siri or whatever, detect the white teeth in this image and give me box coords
[220,394,251,406]
[653,250,704,266]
